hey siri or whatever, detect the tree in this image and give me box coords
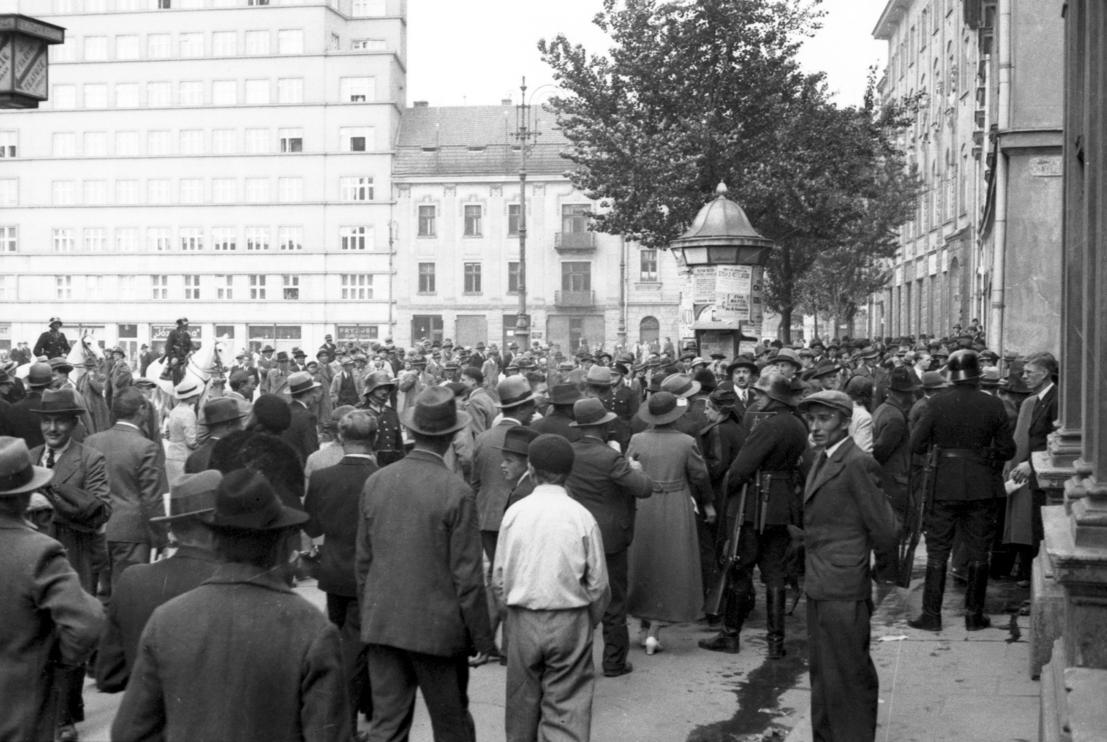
[539,0,919,342]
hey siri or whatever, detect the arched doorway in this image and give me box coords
[639,316,660,346]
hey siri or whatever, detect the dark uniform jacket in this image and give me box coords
[303,455,378,597]
[0,514,103,742]
[803,437,898,601]
[111,563,348,742]
[33,329,70,360]
[725,402,809,526]
[358,402,404,467]
[95,546,220,692]
[910,385,1016,501]
[566,435,654,554]
[163,328,193,363]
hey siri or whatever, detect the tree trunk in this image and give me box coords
[778,306,793,344]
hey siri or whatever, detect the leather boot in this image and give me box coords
[908,559,945,631]
[965,560,992,630]
[766,586,787,659]
[699,582,749,654]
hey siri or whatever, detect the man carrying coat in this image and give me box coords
[797,391,898,742]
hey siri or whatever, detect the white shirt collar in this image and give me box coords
[824,435,850,459]
[1037,382,1055,402]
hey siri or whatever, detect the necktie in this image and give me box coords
[46,448,56,469]
[812,450,827,480]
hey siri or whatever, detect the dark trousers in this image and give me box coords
[924,499,995,565]
[327,593,370,729]
[602,550,629,673]
[367,644,475,742]
[108,541,151,591]
[505,607,595,742]
[807,598,879,742]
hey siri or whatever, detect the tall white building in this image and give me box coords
[0,0,405,359]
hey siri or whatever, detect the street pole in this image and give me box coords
[513,77,539,350]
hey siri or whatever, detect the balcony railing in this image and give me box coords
[554,231,597,251]
[554,290,595,307]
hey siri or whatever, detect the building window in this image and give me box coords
[245,79,269,105]
[52,180,76,206]
[147,130,171,155]
[639,249,658,281]
[507,204,521,235]
[278,226,303,251]
[212,80,237,106]
[216,274,233,300]
[146,81,171,107]
[418,263,436,293]
[562,204,590,234]
[279,128,303,152]
[282,274,300,300]
[178,80,203,106]
[51,84,76,109]
[211,178,235,204]
[147,33,171,58]
[116,179,140,205]
[176,129,203,155]
[147,178,172,205]
[277,29,304,55]
[84,35,108,61]
[0,131,17,158]
[52,132,76,156]
[341,274,372,300]
[245,227,269,251]
[340,126,372,151]
[82,228,107,252]
[339,77,374,102]
[115,83,139,108]
[352,0,386,16]
[507,261,520,293]
[417,205,436,236]
[245,128,269,153]
[179,32,204,57]
[212,129,237,154]
[340,176,373,201]
[277,77,303,103]
[84,83,108,108]
[83,180,108,205]
[151,275,168,300]
[115,130,139,156]
[340,226,370,250]
[561,261,591,291]
[244,178,267,203]
[147,228,172,252]
[250,274,267,300]
[52,228,75,252]
[245,30,269,55]
[0,179,18,206]
[185,275,201,300]
[179,178,203,205]
[213,227,237,251]
[330,33,341,51]
[115,228,138,252]
[278,177,303,203]
[1,226,17,252]
[212,30,237,56]
[463,263,482,294]
[180,228,204,251]
[56,276,72,300]
[115,34,139,60]
[463,204,483,237]
[83,131,108,156]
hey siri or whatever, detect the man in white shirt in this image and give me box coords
[493,434,610,742]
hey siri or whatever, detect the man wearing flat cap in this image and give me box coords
[113,469,349,742]
[96,470,223,692]
[796,391,898,742]
[356,388,494,741]
[34,317,71,360]
[0,436,104,742]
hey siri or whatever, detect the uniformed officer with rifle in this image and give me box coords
[700,371,807,658]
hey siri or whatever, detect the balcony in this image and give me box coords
[554,290,596,308]
[554,231,597,252]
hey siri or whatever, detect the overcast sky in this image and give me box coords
[407,0,889,109]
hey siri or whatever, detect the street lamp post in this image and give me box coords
[511,77,541,349]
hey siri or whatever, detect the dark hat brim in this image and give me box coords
[200,506,309,531]
[496,392,538,409]
[569,410,617,427]
[400,407,471,437]
[0,465,54,496]
[726,360,758,374]
[150,506,215,524]
[636,405,686,426]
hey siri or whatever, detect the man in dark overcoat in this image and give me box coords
[283,371,322,463]
[566,397,653,677]
[161,318,194,384]
[95,470,222,692]
[0,436,103,742]
[798,391,898,742]
[908,350,1016,632]
[356,387,494,742]
[870,367,917,526]
[112,469,348,741]
[530,382,582,442]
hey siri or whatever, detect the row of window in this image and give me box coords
[44,77,374,110]
[15,273,375,302]
[0,127,373,159]
[51,0,387,18]
[413,254,659,295]
[0,177,374,208]
[415,203,592,238]
[0,225,376,253]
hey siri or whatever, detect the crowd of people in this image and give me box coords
[0,314,1057,742]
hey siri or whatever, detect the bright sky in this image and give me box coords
[407,0,889,108]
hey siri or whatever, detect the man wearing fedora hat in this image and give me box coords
[356,387,494,741]
[870,367,918,527]
[185,398,246,474]
[283,371,323,463]
[96,470,223,692]
[5,362,53,447]
[84,389,168,591]
[499,426,541,513]
[721,355,758,416]
[34,317,71,360]
[359,371,404,468]
[0,436,104,742]
[531,382,583,442]
[566,397,653,678]
[262,351,293,402]
[113,469,349,741]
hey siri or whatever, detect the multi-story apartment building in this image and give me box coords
[0,0,405,358]
[391,102,682,354]
[870,0,1062,355]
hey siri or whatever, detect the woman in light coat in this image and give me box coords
[164,378,201,485]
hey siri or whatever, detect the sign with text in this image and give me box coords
[151,325,200,341]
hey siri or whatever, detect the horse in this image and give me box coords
[144,336,229,398]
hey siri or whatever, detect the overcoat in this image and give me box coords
[282,399,320,463]
[84,422,167,545]
[304,455,378,597]
[870,397,911,516]
[566,435,653,554]
[471,419,518,532]
[0,514,103,742]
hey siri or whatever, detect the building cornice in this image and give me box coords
[873,0,913,40]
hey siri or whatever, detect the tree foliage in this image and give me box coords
[539,0,919,342]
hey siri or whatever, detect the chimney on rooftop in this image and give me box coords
[413,100,429,108]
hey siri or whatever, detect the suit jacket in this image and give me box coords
[304,455,378,597]
[282,400,319,463]
[725,404,809,525]
[184,437,218,474]
[503,471,536,513]
[31,440,111,533]
[566,435,653,554]
[262,367,291,401]
[803,437,898,601]
[0,514,103,742]
[355,449,494,657]
[85,423,167,545]
[870,397,911,507]
[110,563,348,742]
[1026,384,1058,454]
[530,408,581,442]
[910,385,1016,501]
[95,546,220,692]
[471,419,519,532]
[466,387,498,436]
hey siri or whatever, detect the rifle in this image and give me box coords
[705,483,748,620]
[896,445,938,587]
